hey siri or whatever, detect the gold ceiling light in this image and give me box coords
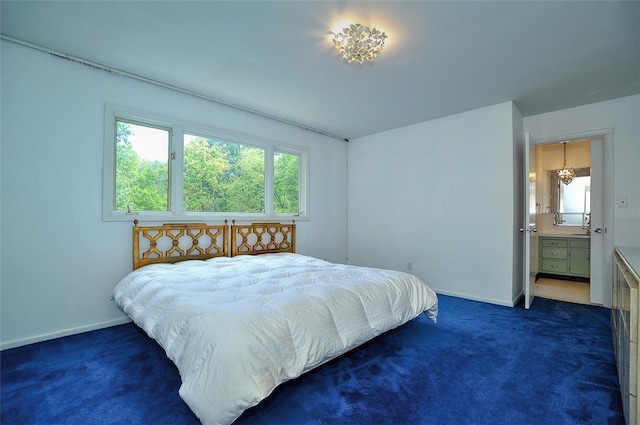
[331,23,387,64]
[557,142,576,185]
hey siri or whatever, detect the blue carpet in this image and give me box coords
[1,295,624,424]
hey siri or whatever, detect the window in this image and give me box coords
[183,134,266,213]
[104,105,308,221]
[274,151,300,214]
[115,120,171,212]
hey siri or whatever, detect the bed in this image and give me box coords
[113,221,438,425]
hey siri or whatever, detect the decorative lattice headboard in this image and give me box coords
[132,220,296,269]
[231,221,296,257]
[132,220,229,270]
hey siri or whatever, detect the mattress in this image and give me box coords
[113,253,438,424]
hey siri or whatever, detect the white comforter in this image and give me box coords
[113,253,438,425]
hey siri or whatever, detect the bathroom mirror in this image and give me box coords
[550,167,591,227]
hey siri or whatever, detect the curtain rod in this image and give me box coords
[1,34,349,142]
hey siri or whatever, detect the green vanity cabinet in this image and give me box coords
[569,238,591,277]
[539,236,590,278]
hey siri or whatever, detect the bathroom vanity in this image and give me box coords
[539,235,590,279]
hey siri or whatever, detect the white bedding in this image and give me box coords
[113,253,438,425]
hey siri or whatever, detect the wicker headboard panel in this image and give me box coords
[132,220,295,269]
[132,220,229,270]
[231,221,296,257]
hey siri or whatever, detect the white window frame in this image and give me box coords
[103,104,309,222]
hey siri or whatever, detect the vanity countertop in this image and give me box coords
[538,233,591,239]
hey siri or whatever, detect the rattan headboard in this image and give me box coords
[132,220,229,270]
[132,220,296,269]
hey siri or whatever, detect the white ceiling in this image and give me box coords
[2,1,639,140]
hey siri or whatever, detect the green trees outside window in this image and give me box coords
[115,121,169,211]
[274,152,299,214]
[114,120,300,215]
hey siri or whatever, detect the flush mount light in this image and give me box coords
[331,23,387,64]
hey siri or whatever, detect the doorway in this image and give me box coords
[534,277,590,305]
[532,137,603,305]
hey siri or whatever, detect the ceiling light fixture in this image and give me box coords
[557,142,576,185]
[331,23,387,64]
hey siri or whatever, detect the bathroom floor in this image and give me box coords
[534,277,591,305]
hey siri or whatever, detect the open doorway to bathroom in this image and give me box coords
[533,139,593,305]
[534,277,590,305]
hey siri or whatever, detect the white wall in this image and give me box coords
[0,41,348,349]
[347,101,522,306]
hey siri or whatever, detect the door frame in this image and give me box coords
[533,128,613,307]
[523,132,537,309]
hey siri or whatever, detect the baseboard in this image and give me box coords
[512,290,524,307]
[434,289,515,308]
[0,317,133,351]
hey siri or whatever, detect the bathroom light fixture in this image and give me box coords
[557,142,576,185]
[331,23,387,64]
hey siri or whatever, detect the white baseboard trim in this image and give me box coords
[1,317,133,351]
[512,290,524,307]
[434,288,516,308]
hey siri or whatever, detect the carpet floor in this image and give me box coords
[1,295,624,424]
